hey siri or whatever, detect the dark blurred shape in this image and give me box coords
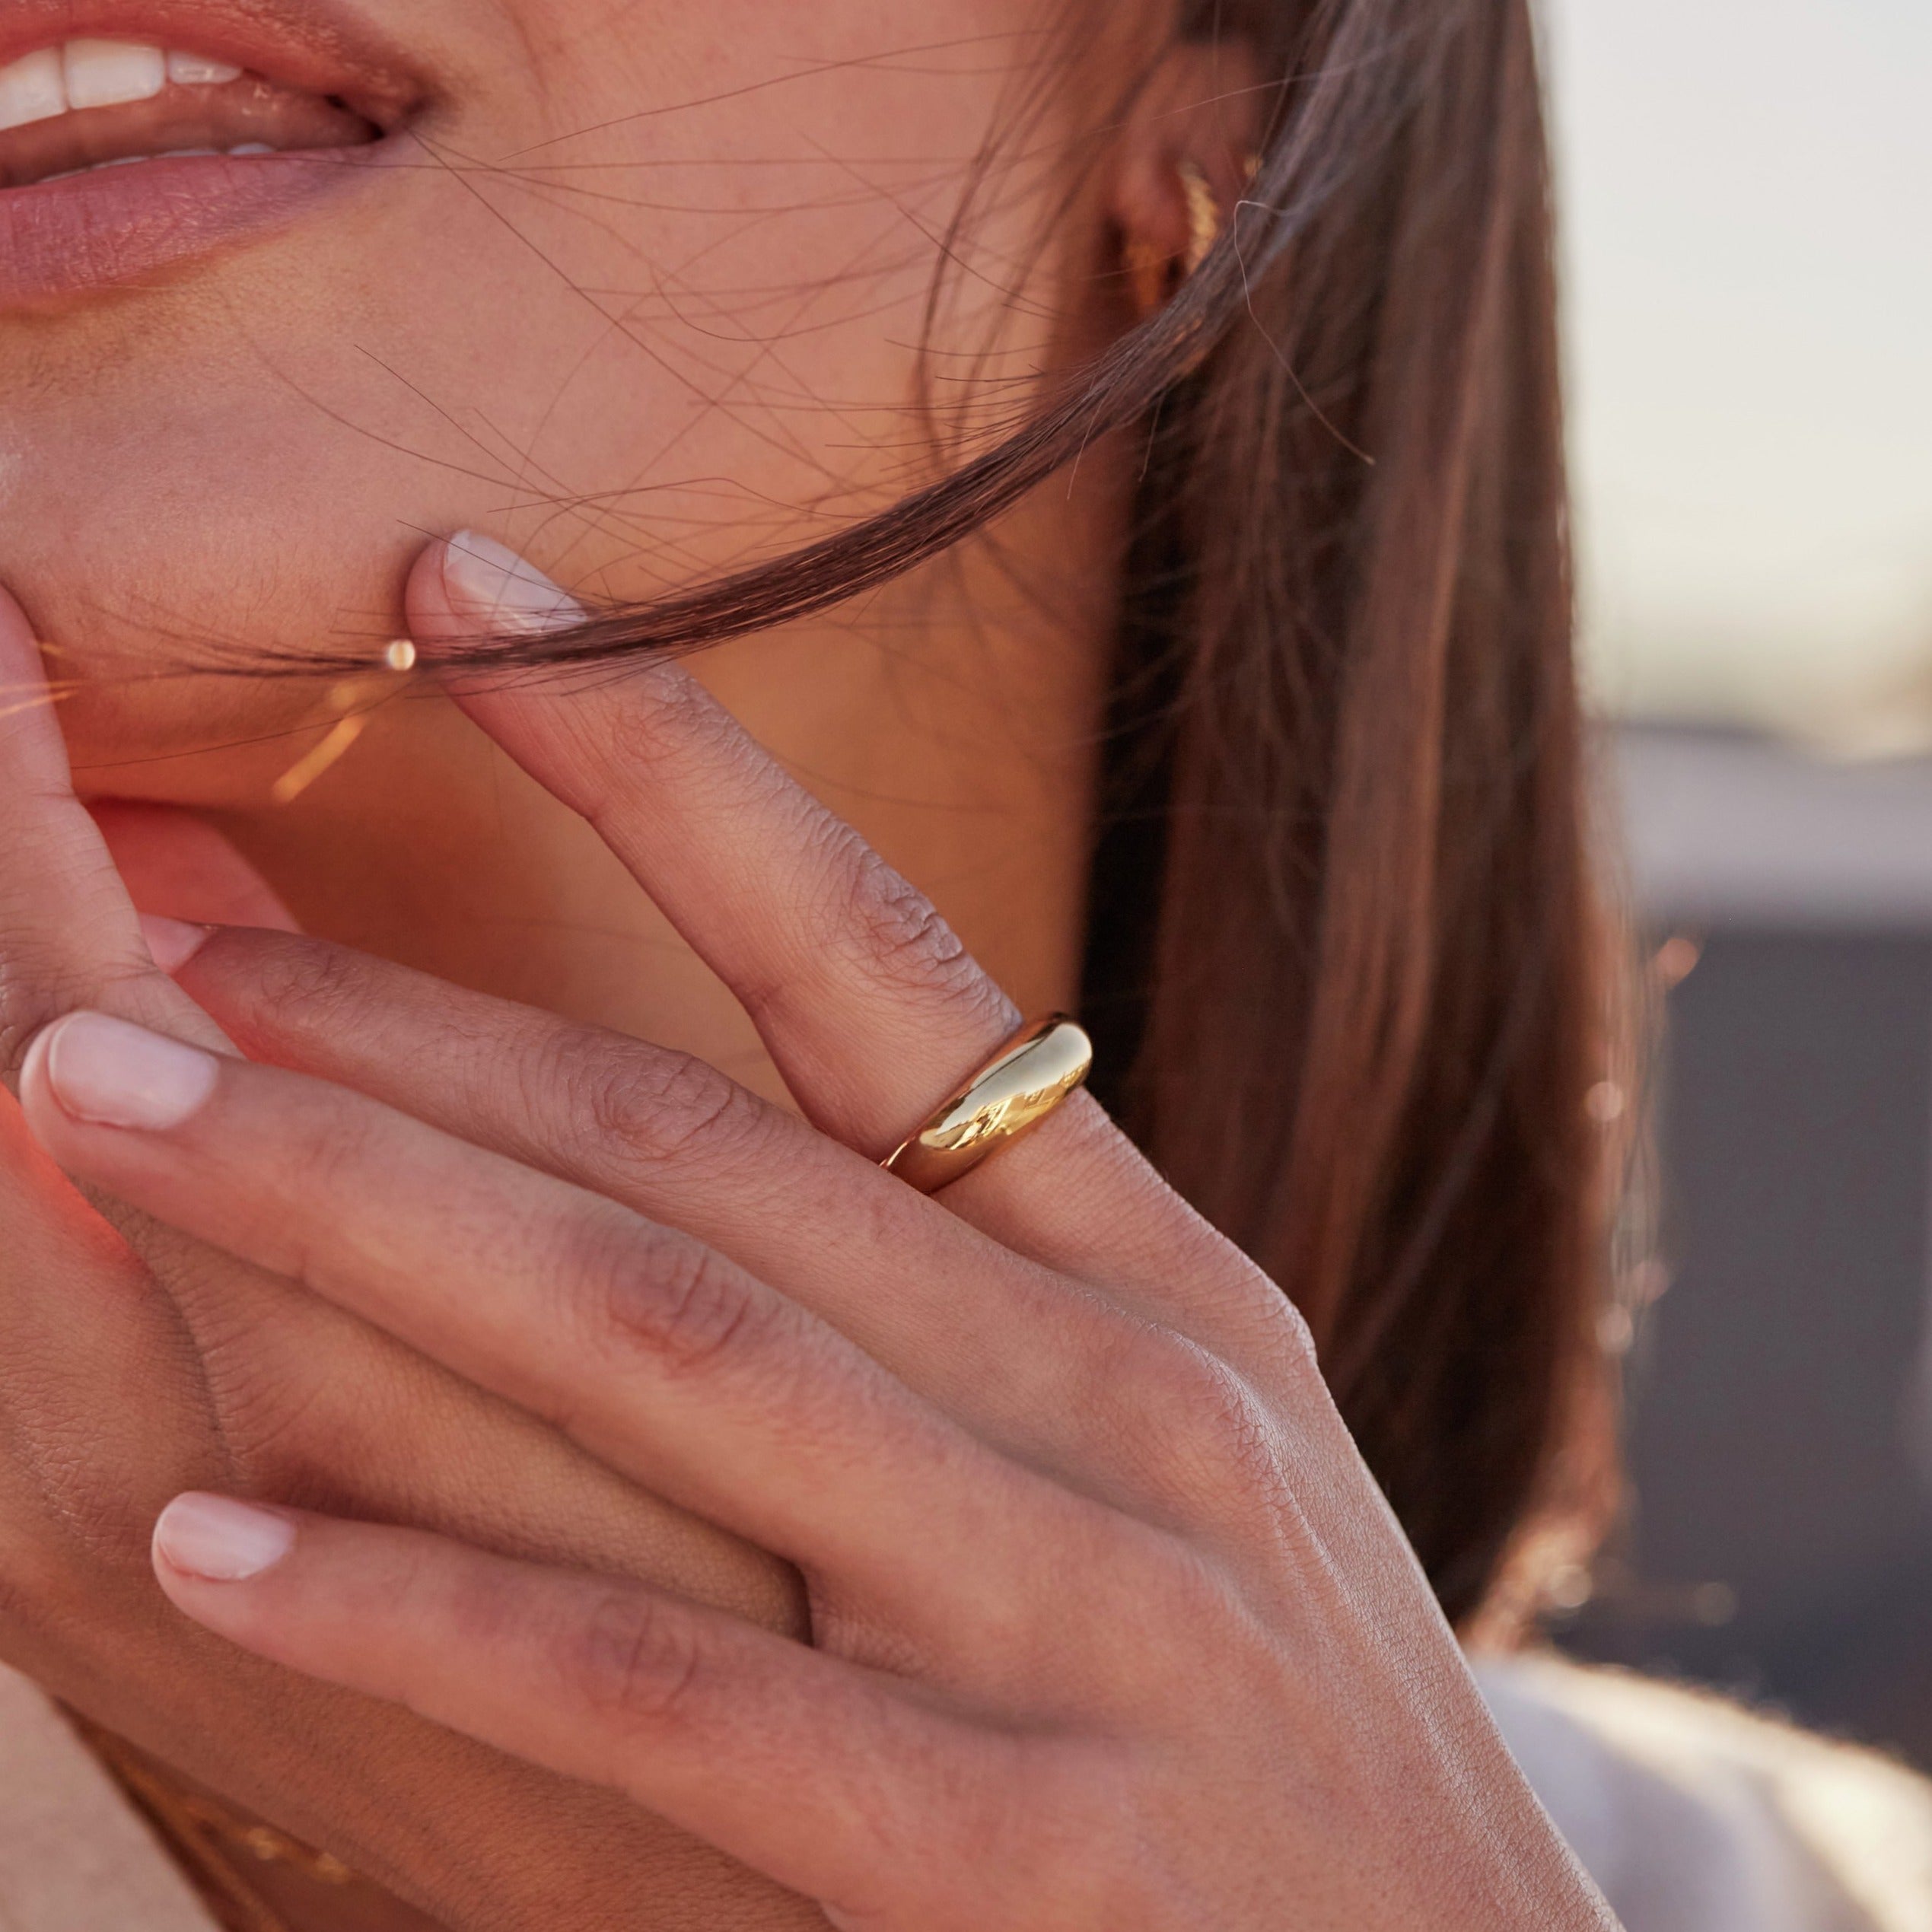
[1558,727,1932,1768]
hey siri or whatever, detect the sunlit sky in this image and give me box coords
[1545,0,1932,727]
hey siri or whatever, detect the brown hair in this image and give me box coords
[396,0,1608,1628]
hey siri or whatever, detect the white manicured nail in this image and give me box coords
[42,1011,218,1129]
[440,532,583,637]
[154,1494,297,1581]
[140,913,213,973]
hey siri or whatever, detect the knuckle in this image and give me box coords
[228,934,365,1035]
[603,656,718,765]
[0,951,150,1078]
[1130,1334,1290,1513]
[929,1738,1049,1873]
[1114,1535,1269,1694]
[821,831,1007,1022]
[569,1587,708,1737]
[592,664,752,812]
[953,1743,1173,1923]
[278,1090,384,1210]
[572,1211,769,1383]
[0,957,72,1074]
[1270,1289,1321,1377]
[541,1032,762,1175]
[1217,1252,1322,1384]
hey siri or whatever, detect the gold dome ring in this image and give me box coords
[881,1016,1094,1195]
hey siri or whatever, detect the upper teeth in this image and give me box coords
[0,43,243,132]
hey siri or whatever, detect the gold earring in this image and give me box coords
[1123,158,1227,318]
[1178,158,1221,275]
[269,638,419,805]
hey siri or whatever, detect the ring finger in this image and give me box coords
[417,536,1278,1338]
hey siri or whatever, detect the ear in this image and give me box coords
[1109,33,1266,315]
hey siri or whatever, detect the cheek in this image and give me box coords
[478,0,1077,568]
[0,0,1075,772]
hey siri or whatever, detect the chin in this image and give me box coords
[57,671,336,808]
[4,460,413,807]
[0,373,451,804]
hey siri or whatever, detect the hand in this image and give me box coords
[21,543,1614,1930]
[0,574,816,1929]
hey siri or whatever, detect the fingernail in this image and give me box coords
[440,532,583,637]
[43,1011,218,1130]
[140,912,212,973]
[154,1494,296,1582]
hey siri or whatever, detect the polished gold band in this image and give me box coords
[882,1015,1094,1195]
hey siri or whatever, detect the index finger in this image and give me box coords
[0,588,228,1074]
[415,536,1205,1294]
[419,536,1016,1154]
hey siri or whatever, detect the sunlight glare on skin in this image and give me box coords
[269,645,422,802]
[2,645,81,723]
[0,691,78,723]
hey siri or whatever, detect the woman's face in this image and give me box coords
[0,0,1118,793]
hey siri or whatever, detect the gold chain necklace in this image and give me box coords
[65,1711,355,1932]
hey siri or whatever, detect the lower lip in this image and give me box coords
[0,144,395,305]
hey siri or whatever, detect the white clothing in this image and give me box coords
[2,1654,1930,1928]
[1478,1652,1932,1932]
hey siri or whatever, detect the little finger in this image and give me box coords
[153,1495,1079,1931]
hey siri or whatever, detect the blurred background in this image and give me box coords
[1542,0,1932,1763]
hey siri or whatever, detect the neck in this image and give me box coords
[72,528,1112,1109]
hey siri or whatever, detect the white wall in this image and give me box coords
[1546,0,1932,727]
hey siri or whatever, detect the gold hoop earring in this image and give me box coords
[1122,157,1227,318]
[1177,157,1221,275]
[269,639,419,805]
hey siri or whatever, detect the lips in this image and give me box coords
[0,0,422,304]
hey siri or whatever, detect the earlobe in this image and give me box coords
[1108,37,1265,319]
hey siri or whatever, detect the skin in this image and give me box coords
[2,5,1158,1923]
[13,541,1617,1930]
[27,0,1132,1072]
[0,0,1606,1927]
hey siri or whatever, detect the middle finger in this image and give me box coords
[417,538,1279,1343]
[154,922,1225,1490]
[20,1010,1109,1636]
